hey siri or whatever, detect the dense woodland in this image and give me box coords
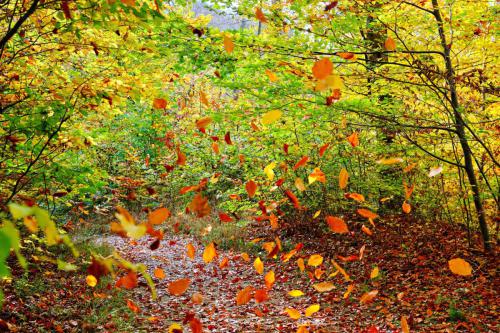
[0,0,498,332]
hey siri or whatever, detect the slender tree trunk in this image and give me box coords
[432,0,491,251]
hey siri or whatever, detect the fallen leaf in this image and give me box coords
[448,258,472,276]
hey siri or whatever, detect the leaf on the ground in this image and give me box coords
[307,254,323,267]
[305,304,320,316]
[288,290,304,297]
[448,258,472,276]
[86,275,97,287]
[284,308,301,320]
[154,268,165,279]
[360,290,378,304]
[313,282,334,292]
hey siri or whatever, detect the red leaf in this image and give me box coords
[285,190,300,209]
[319,143,329,157]
[293,156,309,171]
[246,180,257,198]
[275,178,284,187]
[283,143,289,154]
[61,0,72,19]
[325,1,338,11]
[189,317,203,333]
[218,212,233,223]
[224,132,232,144]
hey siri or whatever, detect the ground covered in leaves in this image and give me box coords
[1,215,498,332]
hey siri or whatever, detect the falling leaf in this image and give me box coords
[116,271,138,289]
[370,267,379,279]
[218,212,233,223]
[192,292,203,304]
[347,132,359,147]
[337,52,357,61]
[293,156,309,170]
[153,98,167,109]
[308,168,326,184]
[401,315,410,333]
[385,37,397,51]
[168,278,191,296]
[265,69,278,82]
[312,58,333,80]
[219,257,229,269]
[346,193,365,202]
[295,177,306,192]
[86,275,97,287]
[308,254,323,267]
[288,290,304,297]
[402,201,411,214]
[343,284,355,299]
[326,216,349,233]
[126,299,140,313]
[254,257,264,275]
[154,268,165,279]
[331,259,351,281]
[377,157,403,165]
[357,208,378,219]
[264,162,276,180]
[241,252,250,262]
[285,190,300,209]
[190,318,202,333]
[313,210,321,219]
[255,7,267,23]
[313,282,335,292]
[360,290,378,304]
[264,270,275,288]
[148,207,170,225]
[236,286,254,305]
[195,117,212,130]
[224,131,232,145]
[188,193,210,217]
[176,147,186,166]
[297,325,309,333]
[448,258,472,276]
[114,207,146,239]
[297,258,305,272]
[305,304,320,317]
[168,323,183,333]
[319,143,330,157]
[200,91,209,106]
[223,34,234,53]
[254,289,268,303]
[262,110,282,125]
[245,180,258,198]
[339,168,349,189]
[361,225,373,236]
[203,243,216,263]
[284,308,301,320]
[186,243,196,259]
[429,166,443,177]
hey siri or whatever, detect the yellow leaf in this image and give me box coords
[223,34,234,53]
[168,323,183,333]
[288,290,304,297]
[307,254,323,267]
[284,307,301,320]
[254,257,264,275]
[264,162,276,180]
[262,110,282,125]
[264,270,275,288]
[370,267,379,279]
[339,168,348,189]
[305,304,320,317]
[448,258,472,276]
[313,210,321,219]
[308,167,326,184]
[401,315,410,333]
[86,275,97,287]
[377,157,403,165]
[295,177,306,192]
[115,207,146,239]
[313,282,335,292]
[203,243,216,263]
[343,284,355,299]
[297,325,309,333]
[325,74,343,90]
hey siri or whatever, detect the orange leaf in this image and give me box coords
[297,258,305,272]
[186,243,196,259]
[116,271,138,289]
[223,34,234,53]
[192,292,203,304]
[203,242,216,263]
[265,69,278,82]
[254,289,268,303]
[448,258,472,276]
[293,156,309,170]
[264,270,275,289]
[308,167,326,184]
[219,257,229,269]
[188,193,210,217]
[385,37,397,51]
[401,315,410,333]
[236,286,254,305]
[126,299,140,313]
[153,98,167,109]
[307,254,323,267]
[200,91,209,106]
[312,58,333,80]
[245,180,257,198]
[195,117,212,130]
[360,290,378,304]
[148,207,170,225]
[190,317,202,333]
[326,216,349,233]
[154,267,165,279]
[313,282,335,292]
[218,212,233,222]
[402,201,411,214]
[285,190,300,209]
[168,278,191,296]
[346,193,365,202]
[255,7,267,23]
[361,224,373,236]
[212,142,220,154]
[176,147,186,166]
[284,308,301,320]
[339,168,349,189]
[337,52,357,61]
[319,143,329,157]
[347,132,359,147]
[357,208,378,219]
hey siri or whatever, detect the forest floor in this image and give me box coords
[1,214,498,332]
